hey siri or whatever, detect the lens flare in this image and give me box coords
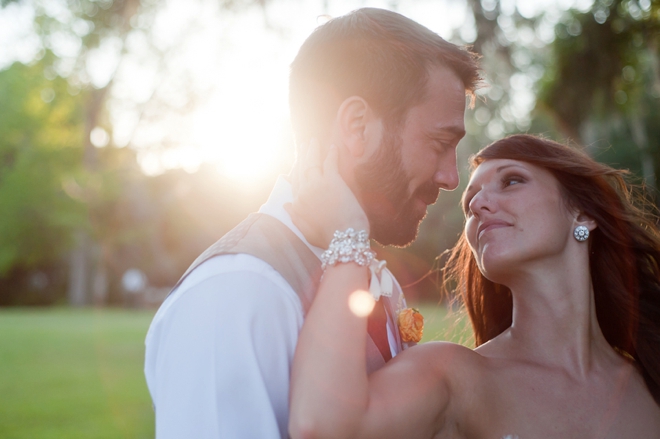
[348,290,375,317]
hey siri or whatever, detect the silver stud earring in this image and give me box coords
[574,225,589,242]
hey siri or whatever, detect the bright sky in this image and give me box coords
[0,0,596,185]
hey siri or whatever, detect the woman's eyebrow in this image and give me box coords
[463,164,525,208]
[496,164,520,172]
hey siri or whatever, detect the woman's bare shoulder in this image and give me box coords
[408,340,484,361]
[378,341,490,435]
[396,341,489,384]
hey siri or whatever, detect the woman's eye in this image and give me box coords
[503,176,524,187]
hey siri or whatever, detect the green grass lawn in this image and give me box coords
[0,304,471,438]
[0,308,155,439]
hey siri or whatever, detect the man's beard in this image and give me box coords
[354,125,439,247]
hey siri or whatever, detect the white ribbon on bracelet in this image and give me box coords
[368,259,393,301]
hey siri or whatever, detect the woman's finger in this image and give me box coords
[307,138,322,172]
[297,139,322,183]
[303,165,322,181]
[285,202,305,226]
[323,144,339,175]
[290,156,301,193]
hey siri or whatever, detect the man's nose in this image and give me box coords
[434,156,459,191]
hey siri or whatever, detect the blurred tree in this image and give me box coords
[0,0,272,305]
[7,0,654,306]
[88,154,274,305]
[0,0,166,305]
[537,0,660,188]
[462,0,547,147]
[0,54,274,305]
[0,58,87,304]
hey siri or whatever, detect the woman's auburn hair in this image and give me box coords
[444,134,660,404]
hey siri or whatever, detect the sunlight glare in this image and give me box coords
[348,290,376,317]
[193,92,287,183]
[191,12,292,185]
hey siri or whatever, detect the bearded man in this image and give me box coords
[145,7,480,439]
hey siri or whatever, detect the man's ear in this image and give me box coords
[336,96,377,158]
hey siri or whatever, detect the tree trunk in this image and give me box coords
[67,231,89,306]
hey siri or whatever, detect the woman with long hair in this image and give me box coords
[287,134,660,438]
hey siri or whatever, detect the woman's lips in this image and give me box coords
[477,220,511,239]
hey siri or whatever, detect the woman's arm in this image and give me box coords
[287,142,454,439]
[289,262,372,438]
[289,262,452,439]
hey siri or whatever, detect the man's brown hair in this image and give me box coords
[289,7,480,147]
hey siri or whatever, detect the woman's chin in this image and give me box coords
[478,253,517,284]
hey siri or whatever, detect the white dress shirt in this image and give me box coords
[144,176,403,438]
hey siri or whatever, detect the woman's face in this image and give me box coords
[463,158,575,283]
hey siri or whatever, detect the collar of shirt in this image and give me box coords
[258,176,325,260]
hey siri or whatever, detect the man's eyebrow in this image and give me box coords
[429,126,466,138]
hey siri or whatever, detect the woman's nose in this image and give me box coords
[468,190,495,216]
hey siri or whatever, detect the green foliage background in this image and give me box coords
[0,59,86,274]
[0,0,658,306]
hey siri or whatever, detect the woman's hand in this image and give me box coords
[287,139,369,249]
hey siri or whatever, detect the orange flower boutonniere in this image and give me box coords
[397,308,424,343]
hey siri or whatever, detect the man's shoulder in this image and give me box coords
[171,213,305,294]
[168,212,321,316]
[191,214,279,265]
[175,253,299,297]
[184,213,317,283]
[148,254,304,337]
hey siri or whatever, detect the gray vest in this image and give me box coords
[172,213,394,373]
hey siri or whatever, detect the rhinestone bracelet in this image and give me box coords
[320,228,375,270]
